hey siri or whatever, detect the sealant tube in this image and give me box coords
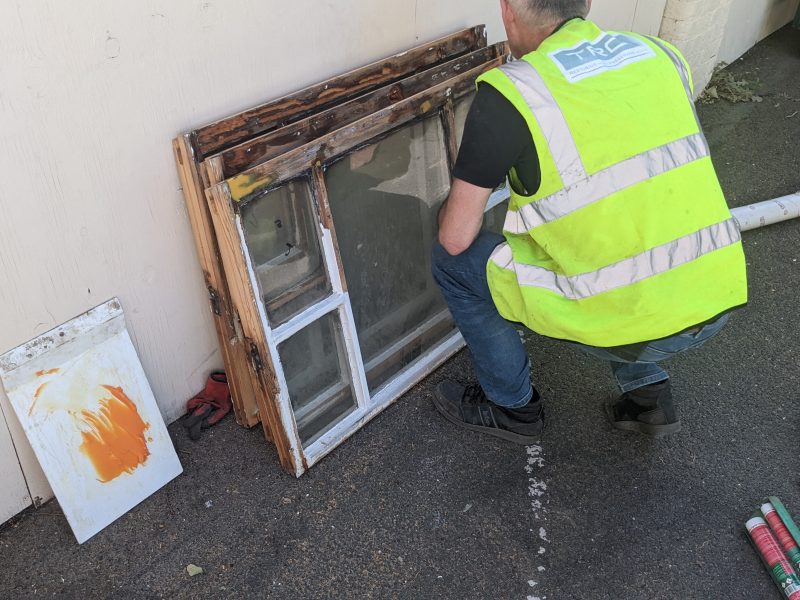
[746,516,800,599]
[771,497,800,550]
[764,503,800,574]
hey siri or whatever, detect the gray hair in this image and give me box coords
[508,0,590,26]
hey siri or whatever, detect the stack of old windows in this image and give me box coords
[174,27,509,476]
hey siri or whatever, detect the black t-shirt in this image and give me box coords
[453,82,541,195]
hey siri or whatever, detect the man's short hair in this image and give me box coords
[509,0,590,26]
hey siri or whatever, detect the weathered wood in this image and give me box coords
[172,136,261,429]
[216,44,505,177]
[201,155,274,441]
[192,26,488,158]
[310,164,347,293]
[175,30,508,474]
[205,183,303,474]
[219,57,504,203]
[441,98,459,171]
[266,273,329,314]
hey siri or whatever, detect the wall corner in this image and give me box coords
[659,0,734,97]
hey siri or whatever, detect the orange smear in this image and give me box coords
[36,368,60,377]
[79,385,151,483]
[28,382,50,416]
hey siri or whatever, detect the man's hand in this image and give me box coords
[438,178,493,256]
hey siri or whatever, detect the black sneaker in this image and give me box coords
[433,381,544,444]
[604,381,681,437]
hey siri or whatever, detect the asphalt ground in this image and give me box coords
[1,25,799,600]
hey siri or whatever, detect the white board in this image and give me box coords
[0,298,183,543]
[0,407,31,524]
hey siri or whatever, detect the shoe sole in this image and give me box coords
[433,388,542,445]
[603,399,681,438]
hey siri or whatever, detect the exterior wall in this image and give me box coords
[719,0,800,63]
[0,1,660,522]
[660,0,734,95]
[630,0,672,34]
[660,0,800,95]
[0,414,30,524]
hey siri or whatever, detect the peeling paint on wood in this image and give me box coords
[192,26,488,158]
[222,60,499,205]
[215,44,506,178]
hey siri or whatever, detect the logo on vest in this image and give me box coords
[549,33,656,83]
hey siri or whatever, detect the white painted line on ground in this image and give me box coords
[524,444,549,600]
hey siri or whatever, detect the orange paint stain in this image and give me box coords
[28,382,50,416]
[79,385,151,483]
[35,368,60,377]
[29,369,61,416]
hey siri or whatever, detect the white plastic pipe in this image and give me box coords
[731,192,800,232]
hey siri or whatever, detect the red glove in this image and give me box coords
[183,372,232,440]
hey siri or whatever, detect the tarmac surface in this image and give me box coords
[1,25,799,600]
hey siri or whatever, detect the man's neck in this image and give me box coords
[516,17,583,56]
[520,25,559,55]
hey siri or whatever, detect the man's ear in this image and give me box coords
[587,0,593,13]
[500,0,515,28]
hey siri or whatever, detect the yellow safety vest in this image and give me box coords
[481,18,748,347]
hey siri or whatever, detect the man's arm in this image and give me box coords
[437,83,539,256]
[437,178,492,256]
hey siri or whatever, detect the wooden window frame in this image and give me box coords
[191,26,489,160]
[173,28,495,437]
[213,44,505,178]
[205,53,505,476]
[173,29,496,438]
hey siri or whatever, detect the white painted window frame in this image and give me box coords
[232,113,472,473]
[204,53,508,476]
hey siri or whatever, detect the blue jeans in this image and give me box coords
[431,231,729,407]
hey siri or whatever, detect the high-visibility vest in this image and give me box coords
[480,18,748,347]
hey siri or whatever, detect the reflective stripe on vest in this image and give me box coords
[502,132,708,234]
[500,60,587,187]
[490,218,740,300]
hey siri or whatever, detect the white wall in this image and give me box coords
[660,0,734,95]
[0,413,29,524]
[0,1,656,520]
[659,0,799,96]
[593,0,670,34]
[719,0,800,63]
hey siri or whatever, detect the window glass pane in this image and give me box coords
[485,200,509,235]
[240,178,331,327]
[278,311,357,446]
[453,93,475,150]
[326,117,457,393]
